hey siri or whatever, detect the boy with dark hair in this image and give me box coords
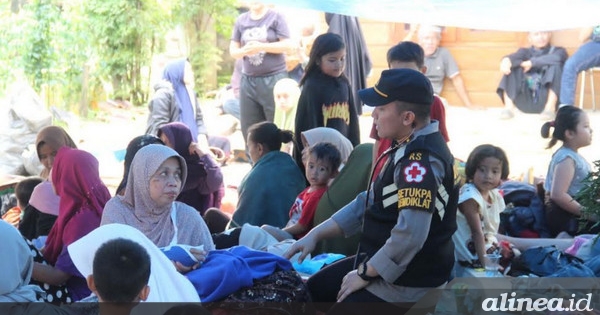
[262,142,342,241]
[370,41,449,181]
[83,238,151,315]
[2,177,43,228]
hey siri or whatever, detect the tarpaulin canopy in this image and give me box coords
[266,0,600,32]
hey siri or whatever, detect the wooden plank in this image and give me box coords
[440,91,504,108]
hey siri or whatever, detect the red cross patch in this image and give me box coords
[404,162,427,183]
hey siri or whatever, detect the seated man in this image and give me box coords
[417,25,477,109]
[497,31,567,119]
[559,26,600,106]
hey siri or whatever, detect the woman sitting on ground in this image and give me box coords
[115,135,164,196]
[204,122,306,233]
[101,144,215,271]
[158,122,224,215]
[32,147,111,301]
[18,126,79,238]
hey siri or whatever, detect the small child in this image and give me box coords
[13,176,49,240]
[84,238,151,310]
[273,78,300,155]
[273,78,300,132]
[453,144,509,277]
[542,105,596,236]
[262,142,342,241]
[2,177,43,228]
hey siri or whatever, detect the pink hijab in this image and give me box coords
[44,147,110,265]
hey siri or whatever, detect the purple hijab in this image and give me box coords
[158,122,224,214]
[163,59,198,141]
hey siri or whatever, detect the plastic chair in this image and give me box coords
[579,67,600,110]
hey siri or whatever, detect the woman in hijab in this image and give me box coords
[158,122,224,215]
[146,59,207,144]
[0,220,43,302]
[17,126,78,237]
[36,126,78,180]
[115,135,164,196]
[32,147,110,302]
[101,144,214,252]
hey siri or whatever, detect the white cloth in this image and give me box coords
[453,183,504,263]
[68,223,200,302]
[238,223,307,263]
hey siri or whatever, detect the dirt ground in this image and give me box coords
[72,103,600,211]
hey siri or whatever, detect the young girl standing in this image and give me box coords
[542,105,596,237]
[294,33,360,169]
[453,144,509,277]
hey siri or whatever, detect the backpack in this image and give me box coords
[498,181,551,238]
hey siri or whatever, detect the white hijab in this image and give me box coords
[0,220,43,302]
[301,127,353,164]
[68,223,200,302]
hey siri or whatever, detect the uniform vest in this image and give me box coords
[357,132,458,287]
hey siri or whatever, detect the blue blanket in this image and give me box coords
[186,246,293,302]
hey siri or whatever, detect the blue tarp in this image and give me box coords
[266,0,600,31]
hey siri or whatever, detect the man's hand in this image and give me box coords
[283,234,316,263]
[337,270,370,302]
[499,57,512,75]
[520,60,532,73]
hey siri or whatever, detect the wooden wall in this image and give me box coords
[354,19,600,110]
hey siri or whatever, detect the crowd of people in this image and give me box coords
[2,2,600,314]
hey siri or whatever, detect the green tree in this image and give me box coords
[84,0,170,105]
[21,0,60,92]
[172,0,238,94]
[0,7,28,94]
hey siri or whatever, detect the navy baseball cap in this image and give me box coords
[359,68,433,106]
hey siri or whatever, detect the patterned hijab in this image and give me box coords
[44,147,110,265]
[35,126,77,179]
[120,144,188,245]
[158,122,205,191]
[0,221,42,302]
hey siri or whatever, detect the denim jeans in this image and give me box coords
[222,98,240,120]
[559,41,600,105]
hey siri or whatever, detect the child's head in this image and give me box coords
[88,238,151,303]
[386,41,425,71]
[300,33,346,85]
[305,142,342,187]
[273,78,300,113]
[541,106,592,150]
[465,144,509,190]
[14,177,43,209]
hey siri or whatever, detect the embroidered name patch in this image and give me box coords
[404,162,427,183]
[398,187,432,209]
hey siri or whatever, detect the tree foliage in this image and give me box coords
[83,0,171,105]
[172,0,238,94]
[21,0,59,91]
[0,0,238,111]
